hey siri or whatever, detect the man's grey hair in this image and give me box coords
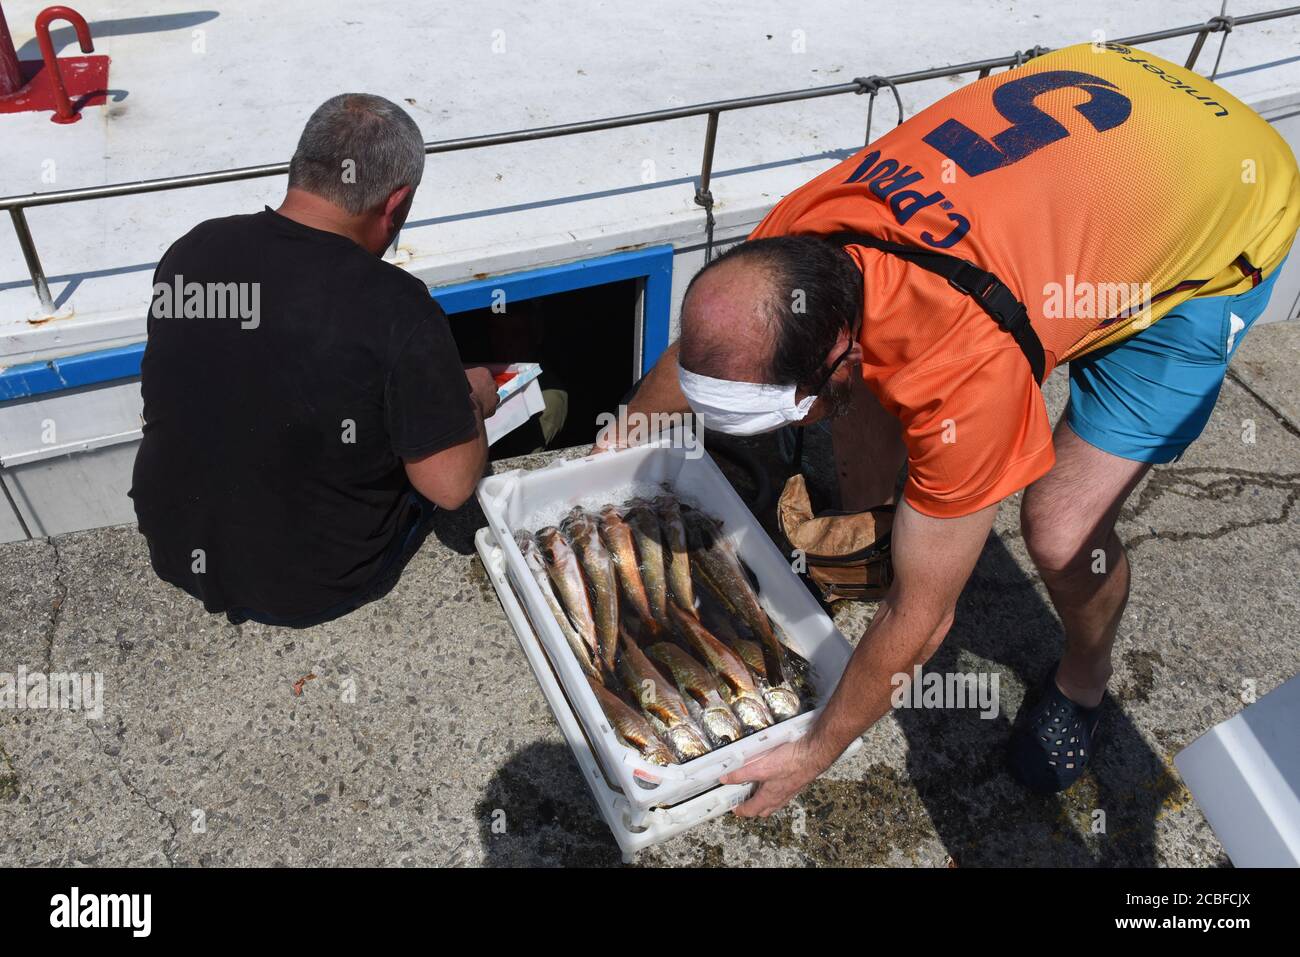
[288,94,425,214]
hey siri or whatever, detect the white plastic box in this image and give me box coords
[477,527,756,860]
[1174,674,1300,867]
[475,440,860,857]
[484,362,546,446]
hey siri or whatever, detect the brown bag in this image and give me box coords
[777,473,894,602]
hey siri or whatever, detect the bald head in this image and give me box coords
[677,235,863,392]
[679,256,778,383]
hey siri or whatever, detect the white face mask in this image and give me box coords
[678,365,817,436]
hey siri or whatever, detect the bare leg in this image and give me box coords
[1020,421,1151,707]
[832,375,907,512]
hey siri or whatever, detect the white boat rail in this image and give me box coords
[2,5,1298,317]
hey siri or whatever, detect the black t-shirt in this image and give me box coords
[130,208,477,618]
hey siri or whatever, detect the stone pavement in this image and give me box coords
[1,322,1296,867]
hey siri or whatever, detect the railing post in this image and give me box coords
[860,77,882,145]
[1209,15,1236,79]
[1185,26,1211,69]
[9,207,57,316]
[695,110,719,262]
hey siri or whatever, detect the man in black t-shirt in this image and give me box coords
[130,93,499,627]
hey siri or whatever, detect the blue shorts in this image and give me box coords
[1066,261,1285,464]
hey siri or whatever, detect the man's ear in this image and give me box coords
[384,185,413,225]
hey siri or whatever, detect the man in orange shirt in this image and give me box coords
[614,42,1298,812]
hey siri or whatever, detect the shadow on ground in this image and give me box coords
[469,531,1189,867]
[899,534,1180,866]
[474,741,624,867]
[720,533,1190,867]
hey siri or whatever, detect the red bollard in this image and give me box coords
[34,4,94,123]
[0,2,25,96]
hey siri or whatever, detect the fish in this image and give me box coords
[597,505,660,634]
[683,510,802,719]
[516,532,598,679]
[667,602,774,732]
[654,495,695,615]
[588,678,676,766]
[561,507,620,677]
[645,642,744,746]
[617,628,711,761]
[683,508,781,678]
[536,526,600,668]
[744,650,805,719]
[699,577,815,709]
[696,585,767,682]
[730,636,769,683]
[623,500,670,627]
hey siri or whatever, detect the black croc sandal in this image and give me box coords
[1008,666,1103,795]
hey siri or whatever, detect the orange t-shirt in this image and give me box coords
[751,42,1299,518]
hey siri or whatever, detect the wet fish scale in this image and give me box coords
[598,505,658,629]
[654,495,696,616]
[697,586,768,682]
[536,526,600,667]
[697,575,803,719]
[685,509,785,684]
[517,532,598,679]
[645,642,744,746]
[668,602,774,732]
[588,678,676,766]
[623,501,670,628]
[617,629,710,760]
[561,507,620,677]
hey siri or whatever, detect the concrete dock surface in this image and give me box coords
[2,321,1297,867]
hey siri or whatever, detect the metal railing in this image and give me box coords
[3,5,1299,315]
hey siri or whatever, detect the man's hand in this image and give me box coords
[593,342,690,453]
[592,421,624,454]
[464,366,501,419]
[720,738,831,817]
[717,499,1001,818]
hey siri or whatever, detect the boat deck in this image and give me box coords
[2,320,1296,867]
[4,0,1300,360]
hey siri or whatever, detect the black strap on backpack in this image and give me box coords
[826,230,1047,386]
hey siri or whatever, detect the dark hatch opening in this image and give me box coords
[448,278,640,460]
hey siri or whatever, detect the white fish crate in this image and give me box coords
[477,526,753,861]
[475,441,860,845]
